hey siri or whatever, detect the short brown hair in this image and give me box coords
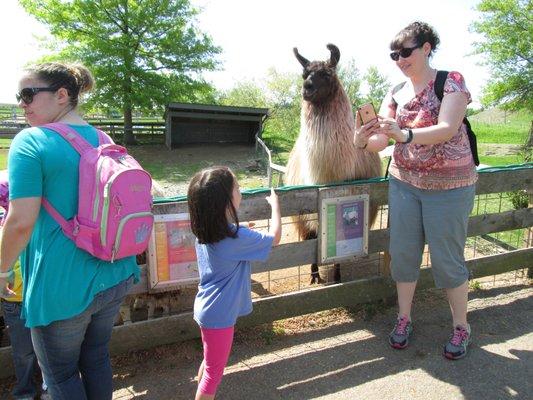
[187,166,239,244]
[390,21,440,57]
[26,62,94,107]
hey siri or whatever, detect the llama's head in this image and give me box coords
[294,43,341,105]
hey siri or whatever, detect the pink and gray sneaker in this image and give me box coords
[389,315,413,349]
[444,324,471,360]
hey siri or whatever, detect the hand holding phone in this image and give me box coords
[357,103,378,125]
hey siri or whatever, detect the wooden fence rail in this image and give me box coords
[0,166,531,378]
[0,121,166,144]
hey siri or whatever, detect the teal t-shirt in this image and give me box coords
[8,125,140,328]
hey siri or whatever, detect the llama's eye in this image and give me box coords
[302,72,309,79]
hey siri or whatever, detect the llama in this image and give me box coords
[287,44,382,283]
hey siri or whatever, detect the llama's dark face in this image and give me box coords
[294,44,341,105]
[301,62,338,103]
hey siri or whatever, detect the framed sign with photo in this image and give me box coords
[319,188,369,264]
[147,213,198,289]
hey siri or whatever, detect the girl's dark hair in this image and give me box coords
[390,21,440,57]
[188,166,240,244]
[26,62,94,108]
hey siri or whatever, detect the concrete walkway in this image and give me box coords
[108,279,532,400]
[0,278,531,400]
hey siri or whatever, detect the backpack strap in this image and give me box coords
[40,122,101,238]
[97,129,114,145]
[43,122,94,155]
[41,198,75,240]
[434,70,449,102]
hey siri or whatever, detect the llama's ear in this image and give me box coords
[294,47,310,68]
[327,44,340,68]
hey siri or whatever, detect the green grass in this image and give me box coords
[0,149,7,170]
[470,109,531,144]
[478,154,523,167]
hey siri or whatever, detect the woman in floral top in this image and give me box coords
[354,21,477,360]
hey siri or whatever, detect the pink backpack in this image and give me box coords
[41,123,154,262]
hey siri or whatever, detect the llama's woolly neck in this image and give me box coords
[301,87,354,144]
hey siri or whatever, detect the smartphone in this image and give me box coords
[357,103,377,125]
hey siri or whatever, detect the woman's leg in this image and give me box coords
[422,184,475,359]
[397,281,418,320]
[31,308,93,400]
[196,326,234,400]
[446,280,469,327]
[388,178,425,319]
[79,276,134,400]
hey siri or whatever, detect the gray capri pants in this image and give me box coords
[388,177,476,288]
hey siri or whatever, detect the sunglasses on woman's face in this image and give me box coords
[16,87,57,104]
[389,44,423,61]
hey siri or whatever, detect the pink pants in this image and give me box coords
[198,326,234,395]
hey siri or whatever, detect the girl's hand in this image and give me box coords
[354,118,380,149]
[378,118,407,143]
[265,188,282,246]
[265,188,279,209]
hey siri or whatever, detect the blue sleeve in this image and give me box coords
[230,227,274,262]
[8,128,43,200]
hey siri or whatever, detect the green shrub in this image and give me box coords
[508,190,530,209]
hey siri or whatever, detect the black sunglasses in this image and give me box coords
[389,44,423,61]
[16,87,57,104]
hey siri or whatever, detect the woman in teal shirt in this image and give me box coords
[0,62,139,400]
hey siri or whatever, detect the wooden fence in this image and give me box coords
[0,120,165,145]
[0,166,532,378]
[91,121,165,144]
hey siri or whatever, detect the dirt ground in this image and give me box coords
[127,144,270,197]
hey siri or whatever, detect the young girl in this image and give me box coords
[187,166,281,400]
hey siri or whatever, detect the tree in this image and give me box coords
[337,58,363,110]
[471,0,533,149]
[363,66,391,111]
[21,0,221,144]
[217,80,267,108]
[264,68,301,141]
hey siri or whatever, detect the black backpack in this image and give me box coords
[391,70,479,166]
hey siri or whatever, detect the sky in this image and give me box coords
[0,0,490,106]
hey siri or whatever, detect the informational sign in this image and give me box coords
[147,213,198,289]
[319,192,369,263]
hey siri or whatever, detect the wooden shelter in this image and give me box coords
[164,103,269,149]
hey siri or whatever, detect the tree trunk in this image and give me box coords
[123,106,137,145]
[524,120,533,162]
[121,1,137,146]
[527,120,533,149]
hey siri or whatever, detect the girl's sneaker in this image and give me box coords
[444,324,471,360]
[389,315,413,349]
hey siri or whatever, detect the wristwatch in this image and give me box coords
[403,129,414,144]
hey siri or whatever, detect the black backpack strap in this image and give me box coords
[434,70,448,102]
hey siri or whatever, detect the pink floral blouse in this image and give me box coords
[387,71,478,190]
